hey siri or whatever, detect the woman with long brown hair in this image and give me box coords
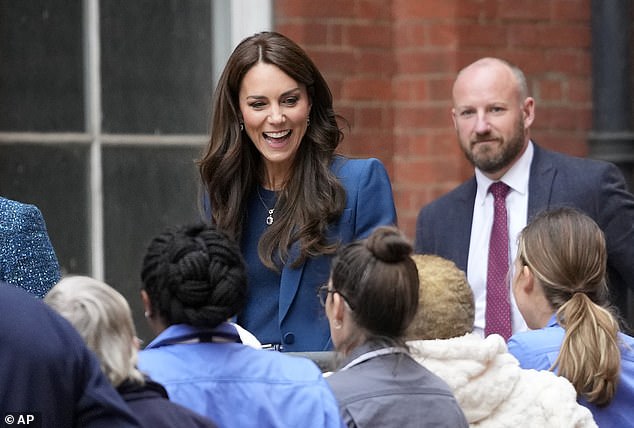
[198,31,396,352]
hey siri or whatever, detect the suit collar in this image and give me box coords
[527,143,556,219]
[451,179,477,272]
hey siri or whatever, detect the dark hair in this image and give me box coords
[518,207,620,406]
[140,223,247,328]
[198,31,346,270]
[330,226,419,349]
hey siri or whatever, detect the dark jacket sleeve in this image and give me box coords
[0,284,140,427]
[594,162,634,295]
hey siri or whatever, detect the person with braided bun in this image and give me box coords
[137,223,344,428]
[508,207,634,427]
[322,226,467,428]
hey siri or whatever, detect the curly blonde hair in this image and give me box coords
[406,254,474,340]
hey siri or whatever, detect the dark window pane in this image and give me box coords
[0,143,90,275]
[102,144,204,341]
[101,0,213,134]
[0,1,84,131]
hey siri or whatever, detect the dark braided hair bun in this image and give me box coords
[141,223,247,328]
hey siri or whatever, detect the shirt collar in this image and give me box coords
[144,322,242,349]
[547,313,559,327]
[475,140,534,206]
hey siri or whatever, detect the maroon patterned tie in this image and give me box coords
[485,181,512,340]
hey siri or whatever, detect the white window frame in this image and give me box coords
[0,0,272,279]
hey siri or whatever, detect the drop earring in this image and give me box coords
[306,117,310,127]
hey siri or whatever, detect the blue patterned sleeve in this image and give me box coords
[2,202,61,297]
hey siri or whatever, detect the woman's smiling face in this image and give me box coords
[239,62,311,184]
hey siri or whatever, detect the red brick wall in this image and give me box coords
[275,0,593,240]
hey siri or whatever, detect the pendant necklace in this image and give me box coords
[257,188,275,226]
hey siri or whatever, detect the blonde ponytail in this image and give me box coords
[553,292,620,406]
[518,207,622,407]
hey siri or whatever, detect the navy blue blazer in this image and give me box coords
[415,144,634,305]
[240,156,397,352]
[0,197,61,297]
[0,283,140,427]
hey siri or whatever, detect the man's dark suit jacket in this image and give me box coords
[415,144,634,322]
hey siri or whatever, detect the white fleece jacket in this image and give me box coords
[408,334,596,428]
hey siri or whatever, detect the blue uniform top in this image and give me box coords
[139,322,344,428]
[508,314,634,428]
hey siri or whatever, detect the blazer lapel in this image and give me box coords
[527,144,556,220]
[278,241,305,324]
[454,179,476,272]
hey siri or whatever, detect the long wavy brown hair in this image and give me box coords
[198,31,346,269]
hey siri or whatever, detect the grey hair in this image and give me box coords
[44,276,144,387]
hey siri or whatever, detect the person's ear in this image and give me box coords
[522,97,535,128]
[332,292,346,328]
[520,264,535,294]
[140,289,152,318]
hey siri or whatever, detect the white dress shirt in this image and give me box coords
[468,141,534,337]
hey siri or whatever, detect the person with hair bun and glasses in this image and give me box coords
[137,223,344,428]
[508,207,634,427]
[198,31,396,352]
[322,226,467,428]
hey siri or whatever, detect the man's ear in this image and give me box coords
[451,107,458,130]
[522,97,535,129]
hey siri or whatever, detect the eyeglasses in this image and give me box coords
[317,284,354,310]
[317,284,335,307]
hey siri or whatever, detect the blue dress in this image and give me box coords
[236,156,397,351]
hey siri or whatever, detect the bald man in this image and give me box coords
[415,57,634,337]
